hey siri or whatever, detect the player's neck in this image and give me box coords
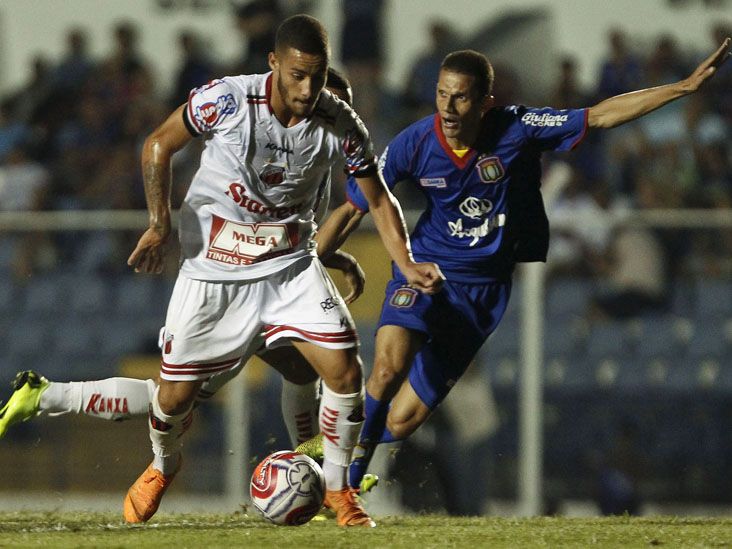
[270,98,305,127]
[445,130,478,150]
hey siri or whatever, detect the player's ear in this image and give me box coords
[268,51,278,72]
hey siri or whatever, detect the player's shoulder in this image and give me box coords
[387,114,435,153]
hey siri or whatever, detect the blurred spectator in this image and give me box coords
[645,34,689,86]
[0,145,49,212]
[589,177,670,320]
[233,0,282,75]
[0,99,32,163]
[551,56,591,109]
[404,20,459,118]
[596,29,643,100]
[53,27,95,93]
[169,30,217,108]
[339,0,384,124]
[0,144,54,279]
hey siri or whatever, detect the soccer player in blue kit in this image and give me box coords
[312,40,731,495]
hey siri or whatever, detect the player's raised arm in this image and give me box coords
[127,104,193,274]
[354,171,444,294]
[588,37,730,129]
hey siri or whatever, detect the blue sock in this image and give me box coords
[348,391,389,489]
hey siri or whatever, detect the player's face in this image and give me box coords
[269,47,328,118]
[435,69,490,145]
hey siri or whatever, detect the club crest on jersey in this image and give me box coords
[390,287,418,308]
[475,156,504,184]
[194,93,237,130]
[259,163,286,186]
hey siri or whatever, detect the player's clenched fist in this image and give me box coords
[402,261,445,294]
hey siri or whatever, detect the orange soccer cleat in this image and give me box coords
[123,460,180,523]
[323,487,376,527]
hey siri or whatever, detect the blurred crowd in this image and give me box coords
[0,1,730,298]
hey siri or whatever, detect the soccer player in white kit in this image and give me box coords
[123,14,443,526]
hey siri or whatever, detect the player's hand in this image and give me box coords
[402,261,445,295]
[127,226,170,274]
[338,252,366,304]
[685,37,730,92]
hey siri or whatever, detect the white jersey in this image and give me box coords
[180,73,375,281]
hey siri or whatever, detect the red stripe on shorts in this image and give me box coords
[264,325,357,343]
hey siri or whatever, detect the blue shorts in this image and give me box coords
[377,276,511,409]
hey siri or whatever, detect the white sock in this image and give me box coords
[281,379,319,447]
[149,386,192,475]
[40,378,156,420]
[320,383,364,491]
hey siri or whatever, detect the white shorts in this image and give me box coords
[159,256,358,381]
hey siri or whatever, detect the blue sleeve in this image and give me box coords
[346,128,416,213]
[518,107,588,152]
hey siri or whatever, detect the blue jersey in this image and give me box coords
[347,106,588,282]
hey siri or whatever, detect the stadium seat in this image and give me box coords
[546,278,593,318]
[53,320,99,356]
[5,320,52,357]
[67,276,112,316]
[694,279,731,320]
[687,321,726,360]
[114,275,161,315]
[634,316,691,360]
[584,321,629,361]
[23,274,71,316]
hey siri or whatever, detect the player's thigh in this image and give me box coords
[386,379,431,439]
[258,345,319,385]
[161,275,263,381]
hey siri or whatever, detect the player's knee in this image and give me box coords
[321,353,362,394]
[368,361,404,395]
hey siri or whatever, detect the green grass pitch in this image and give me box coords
[1,512,731,548]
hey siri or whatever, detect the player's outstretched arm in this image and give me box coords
[353,172,444,294]
[588,37,730,129]
[127,104,193,274]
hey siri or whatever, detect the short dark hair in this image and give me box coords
[440,50,494,98]
[275,14,330,60]
[326,67,353,105]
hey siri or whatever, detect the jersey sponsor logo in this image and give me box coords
[420,177,447,188]
[194,93,237,130]
[207,215,297,265]
[265,142,294,155]
[389,287,418,308]
[475,156,505,184]
[447,214,506,246]
[226,183,301,218]
[459,196,493,219]
[259,163,286,186]
[521,112,568,127]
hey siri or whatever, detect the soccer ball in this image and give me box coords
[249,450,325,526]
